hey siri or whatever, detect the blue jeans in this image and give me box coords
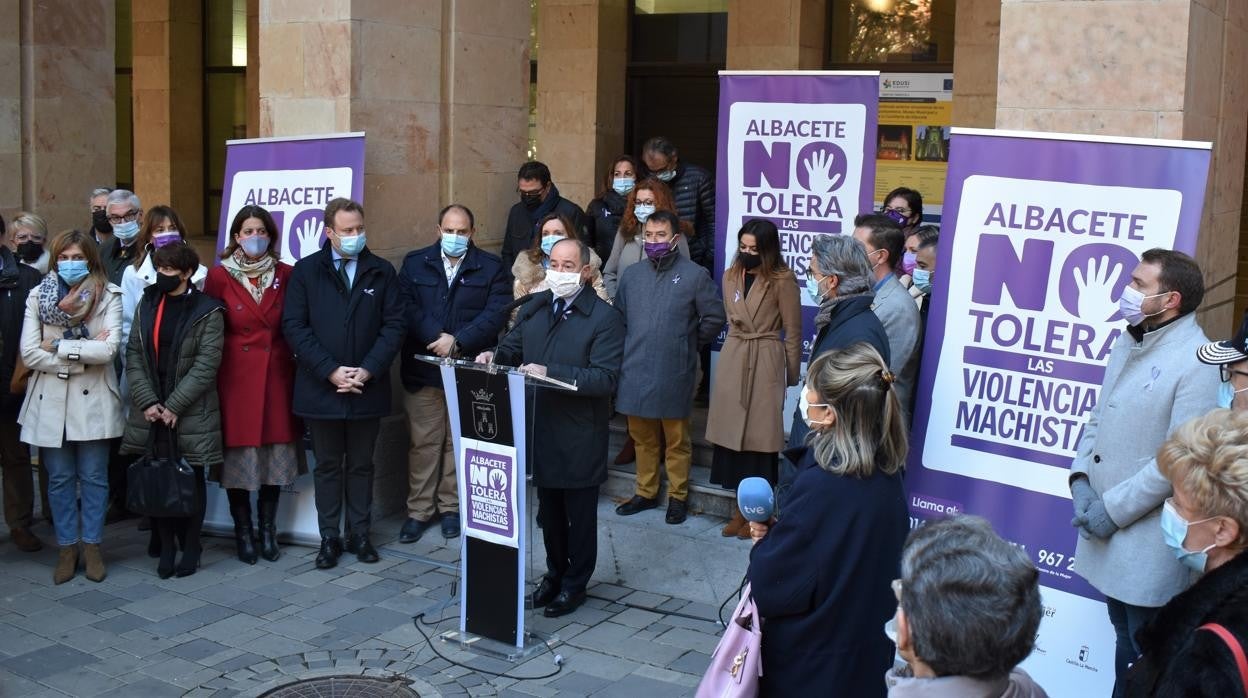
[43,440,111,546]
[1106,596,1158,698]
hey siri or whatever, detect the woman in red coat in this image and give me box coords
[203,205,301,564]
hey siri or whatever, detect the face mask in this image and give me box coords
[644,239,674,261]
[239,236,270,258]
[883,615,899,644]
[740,252,762,270]
[540,235,567,257]
[441,233,469,258]
[1160,499,1217,573]
[805,274,825,303]
[1118,285,1169,326]
[112,220,140,242]
[901,251,917,275]
[16,241,43,263]
[634,204,655,224]
[152,232,182,249]
[655,169,676,183]
[546,270,582,299]
[799,387,832,428]
[882,208,909,226]
[57,260,90,286]
[912,268,933,294]
[1218,380,1248,409]
[337,233,366,257]
[92,209,112,234]
[521,191,544,209]
[155,271,184,295]
[612,177,635,196]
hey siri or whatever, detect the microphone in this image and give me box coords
[737,477,774,523]
[500,291,547,316]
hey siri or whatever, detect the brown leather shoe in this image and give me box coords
[53,545,78,585]
[721,510,747,538]
[11,527,43,552]
[82,543,107,582]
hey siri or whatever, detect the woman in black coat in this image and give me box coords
[584,155,636,264]
[1122,408,1248,697]
[747,342,909,697]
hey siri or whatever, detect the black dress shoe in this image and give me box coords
[615,495,659,516]
[398,517,433,544]
[345,534,380,563]
[440,512,461,539]
[531,577,560,608]
[543,590,587,618]
[316,537,342,569]
[666,498,688,525]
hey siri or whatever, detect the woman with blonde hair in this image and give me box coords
[746,342,909,697]
[1123,408,1248,696]
[18,229,124,584]
[10,212,50,273]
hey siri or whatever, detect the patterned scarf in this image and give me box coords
[813,288,875,333]
[36,272,101,334]
[221,249,276,303]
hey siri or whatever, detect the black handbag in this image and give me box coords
[126,426,198,518]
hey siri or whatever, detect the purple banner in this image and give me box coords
[714,72,879,360]
[462,444,519,546]
[907,128,1210,694]
[215,133,366,264]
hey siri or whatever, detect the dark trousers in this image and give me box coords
[307,418,380,539]
[536,485,598,595]
[0,417,48,529]
[1107,596,1158,698]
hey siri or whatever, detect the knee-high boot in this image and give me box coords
[257,497,280,562]
[228,492,258,565]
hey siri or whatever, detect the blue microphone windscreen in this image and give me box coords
[737,477,774,522]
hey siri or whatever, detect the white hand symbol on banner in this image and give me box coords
[294,218,323,259]
[803,150,844,193]
[1073,256,1123,322]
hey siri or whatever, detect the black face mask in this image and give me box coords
[740,252,762,270]
[155,272,183,295]
[16,241,43,263]
[520,190,544,209]
[92,209,112,235]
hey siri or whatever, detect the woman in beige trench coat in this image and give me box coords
[705,219,802,538]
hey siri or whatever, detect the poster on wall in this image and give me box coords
[875,73,952,221]
[908,127,1211,696]
[214,132,366,263]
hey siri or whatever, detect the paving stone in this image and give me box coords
[655,598,691,614]
[119,592,207,622]
[9,605,101,637]
[667,650,711,675]
[51,625,122,654]
[231,594,286,616]
[330,571,384,590]
[593,674,690,697]
[568,621,637,651]
[587,583,631,601]
[192,613,265,643]
[547,670,610,694]
[609,607,665,629]
[95,676,187,697]
[0,642,98,680]
[328,605,411,635]
[294,596,369,622]
[266,616,334,642]
[556,648,635,681]
[0,622,55,656]
[88,650,149,678]
[59,590,127,614]
[604,637,689,667]
[35,665,124,696]
[212,651,266,673]
[237,632,314,658]
[632,663,700,687]
[140,654,212,681]
[654,627,718,654]
[167,637,231,661]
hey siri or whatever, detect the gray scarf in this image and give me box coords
[813,288,874,332]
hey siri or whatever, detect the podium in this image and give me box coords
[420,356,576,654]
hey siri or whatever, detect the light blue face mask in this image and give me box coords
[912,268,933,294]
[655,169,676,183]
[805,274,824,304]
[612,177,635,196]
[1160,499,1216,573]
[337,233,366,257]
[1218,380,1248,409]
[57,259,90,286]
[112,220,140,242]
[239,235,270,258]
[540,235,566,256]
[634,204,655,224]
[441,232,469,258]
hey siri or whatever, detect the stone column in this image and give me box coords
[951,0,999,128]
[131,0,203,232]
[535,0,629,212]
[7,0,115,231]
[726,0,826,70]
[996,0,1248,336]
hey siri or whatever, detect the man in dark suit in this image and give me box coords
[477,239,624,618]
[282,198,405,569]
[499,161,589,271]
[397,204,510,544]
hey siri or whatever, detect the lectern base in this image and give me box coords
[438,628,559,663]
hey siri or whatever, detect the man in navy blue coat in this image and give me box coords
[282,198,405,569]
[396,204,510,544]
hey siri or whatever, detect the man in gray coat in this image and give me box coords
[1068,248,1219,695]
[853,213,920,416]
[614,210,724,525]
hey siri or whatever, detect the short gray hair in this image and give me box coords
[89,187,112,201]
[900,516,1042,680]
[106,189,140,211]
[811,234,872,297]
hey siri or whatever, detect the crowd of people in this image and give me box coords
[2,133,1246,698]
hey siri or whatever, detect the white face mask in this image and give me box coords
[1118,285,1170,326]
[546,269,583,299]
[798,387,832,428]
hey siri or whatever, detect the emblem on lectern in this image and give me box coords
[470,389,497,439]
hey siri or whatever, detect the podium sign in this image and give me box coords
[442,364,528,648]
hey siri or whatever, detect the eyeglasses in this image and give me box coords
[887,206,911,216]
[1220,366,1248,382]
[107,210,139,225]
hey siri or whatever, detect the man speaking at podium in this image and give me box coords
[476,239,624,617]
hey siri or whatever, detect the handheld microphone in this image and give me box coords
[737,477,774,523]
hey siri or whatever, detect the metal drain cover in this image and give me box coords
[260,675,420,697]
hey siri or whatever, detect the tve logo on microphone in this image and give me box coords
[737,477,775,522]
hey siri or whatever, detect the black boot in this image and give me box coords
[257,498,280,562]
[229,500,258,565]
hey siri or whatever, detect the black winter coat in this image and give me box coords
[1123,551,1248,697]
[499,187,589,271]
[0,248,41,415]
[748,446,907,698]
[398,242,511,391]
[99,236,140,287]
[785,294,891,453]
[494,289,624,489]
[585,190,625,263]
[665,163,715,269]
[282,243,406,420]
